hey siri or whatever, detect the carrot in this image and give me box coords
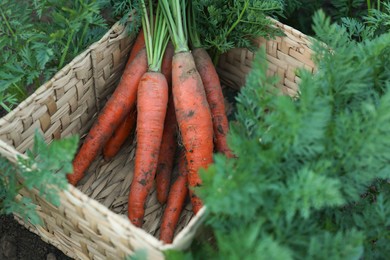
[159,150,188,244]
[67,48,148,186]
[156,95,178,204]
[103,108,137,161]
[101,29,145,161]
[192,48,234,158]
[127,29,145,66]
[127,1,169,227]
[172,52,214,214]
[187,2,233,158]
[155,41,176,205]
[128,72,168,227]
[161,0,214,214]
[161,41,174,87]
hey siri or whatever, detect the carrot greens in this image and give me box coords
[159,0,189,53]
[1,132,78,225]
[0,0,108,115]
[174,10,390,259]
[192,0,284,63]
[140,0,169,72]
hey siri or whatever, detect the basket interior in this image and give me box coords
[0,19,315,249]
[75,85,238,241]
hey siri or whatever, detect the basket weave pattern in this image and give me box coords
[218,18,315,96]
[0,18,315,259]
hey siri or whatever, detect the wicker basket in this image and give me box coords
[0,17,315,259]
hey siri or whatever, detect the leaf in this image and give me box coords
[193,0,284,53]
[49,30,66,44]
[17,131,78,207]
[306,230,364,260]
[0,0,109,114]
[34,44,54,69]
[283,168,345,221]
[20,46,35,67]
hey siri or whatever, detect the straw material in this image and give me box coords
[0,17,315,260]
[218,18,315,96]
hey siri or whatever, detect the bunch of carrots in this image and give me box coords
[66,0,233,244]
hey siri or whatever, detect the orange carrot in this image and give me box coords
[192,48,234,158]
[127,29,145,67]
[161,0,213,213]
[172,52,214,214]
[127,1,170,227]
[103,108,137,161]
[127,72,168,227]
[160,150,188,244]
[67,48,148,186]
[161,41,174,87]
[101,29,145,161]
[155,41,176,205]
[156,95,178,204]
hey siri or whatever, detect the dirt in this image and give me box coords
[0,215,72,260]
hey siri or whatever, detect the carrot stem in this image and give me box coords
[187,2,201,49]
[226,0,249,37]
[0,8,16,38]
[160,0,189,53]
[58,29,75,69]
[140,0,168,72]
[140,0,153,67]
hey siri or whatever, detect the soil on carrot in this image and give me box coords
[0,215,71,260]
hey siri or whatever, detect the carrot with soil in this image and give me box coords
[103,108,137,161]
[188,2,234,158]
[161,41,174,86]
[127,1,170,227]
[160,0,214,214]
[156,95,178,204]
[160,149,189,244]
[67,47,147,186]
[156,41,176,205]
[102,29,146,161]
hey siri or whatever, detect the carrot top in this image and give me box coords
[188,1,284,64]
[187,1,201,49]
[159,0,189,53]
[141,0,169,72]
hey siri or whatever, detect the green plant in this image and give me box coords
[109,0,141,31]
[0,131,78,224]
[337,1,390,41]
[366,0,384,13]
[125,249,148,260]
[0,0,108,115]
[282,0,368,35]
[172,10,390,259]
[192,0,285,63]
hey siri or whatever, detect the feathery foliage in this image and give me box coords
[0,0,108,113]
[109,0,141,32]
[0,132,78,224]
[192,0,284,62]
[177,10,390,259]
[282,0,390,35]
[341,1,390,40]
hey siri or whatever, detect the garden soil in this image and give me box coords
[0,215,71,260]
